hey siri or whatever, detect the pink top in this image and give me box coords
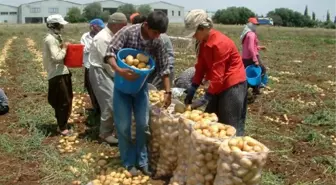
[242,32,261,62]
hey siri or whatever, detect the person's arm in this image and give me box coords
[46,36,67,62]
[80,34,90,54]
[246,33,258,63]
[155,39,171,92]
[206,44,231,95]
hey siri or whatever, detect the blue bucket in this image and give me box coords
[261,73,268,86]
[114,48,155,94]
[246,65,262,86]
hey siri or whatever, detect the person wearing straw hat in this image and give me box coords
[81,18,105,116]
[43,14,73,136]
[105,11,171,176]
[88,13,127,144]
[240,17,267,95]
[183,9,248,136]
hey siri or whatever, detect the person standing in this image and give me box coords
[88,13,128,144]
[81,19,105,114]
[241,17,267,95]
[43,14,72,136]
[130,13,175,89]
[183,9,248,136]
[105,11,172,175]
[0,88,9,115]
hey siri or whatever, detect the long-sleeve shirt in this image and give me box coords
[192,29,246,95]
[160,33,174,68]
[89,27,114,68]
[0,88,8,107]
[80,32,93,69]
[43,31,69,80]
[105,24,170,79]
[242,31,259,62]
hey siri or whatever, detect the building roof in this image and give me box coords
[82,0,125,5]
[20,0,81,6]
[143,1,183,8]
[0,3,18,8]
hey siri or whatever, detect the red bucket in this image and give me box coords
[64,44,84,68]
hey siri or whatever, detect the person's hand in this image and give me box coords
[61,42,70,49]
[184,85,198,105]
[255,61,260,66]
[163,92,172,108]
[260,46,267,51]
[118,68,139,81]
[191,92,212,109]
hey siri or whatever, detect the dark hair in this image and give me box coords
[132,15,147,24]
[46,23,62,30]
[146,11,169,33]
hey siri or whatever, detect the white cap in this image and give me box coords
[46,14,68,25]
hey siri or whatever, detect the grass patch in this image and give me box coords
[261,171,285,185]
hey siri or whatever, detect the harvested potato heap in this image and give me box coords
[57,133,79,153]
[196,88,205,98]
[123,53,151,70]
[169,112,218,185]
[185,122,236,185]
[90,160,151,185]
[214,137,269,185]
[149,90,165,106]
[69,93,90,124]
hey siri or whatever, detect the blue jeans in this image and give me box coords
[113,84,149,168]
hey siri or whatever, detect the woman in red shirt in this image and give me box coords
[184,9,248,136]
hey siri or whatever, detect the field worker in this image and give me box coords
[88,13,128,144]
[43,14,73,136]
[80,18,105,115]
[131,13,175,88]
[183,9,248,136]
[241,17,267,95]
[105,11,171,176]
[0,88,9,115]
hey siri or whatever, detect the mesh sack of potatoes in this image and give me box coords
[169,111,219,185]
[214,136,270,185]
[151,99,186,178]
[185,122,236,185]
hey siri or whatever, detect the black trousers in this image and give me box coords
[205,81,248,136]
[84,68,100,113]
[48,73,73,131]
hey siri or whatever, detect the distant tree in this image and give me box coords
[268,13,283,26]
[117,4,137,21]
[100,11,110,22]
[83,2,103,21]
[267,8,314,27]
[334,16,336,24]
[213,7,255,25]
[326,10,331,22]
[65,7,84,23]
[312,12,316,21]
[304,5,308,17]
[137,4,152,16]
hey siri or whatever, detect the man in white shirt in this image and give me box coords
[80,19,105,115]
[89,13,127,144]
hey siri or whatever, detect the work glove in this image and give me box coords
[191,92,213,109]
[184,83,199,105]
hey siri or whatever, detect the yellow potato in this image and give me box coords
[136,53,149,63]
[132,59,140,66]
[137,62,146,69]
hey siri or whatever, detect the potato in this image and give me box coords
[132,59,140,66]
[137,62,146,69]
[136,53,149,63]
[125,55,134,63]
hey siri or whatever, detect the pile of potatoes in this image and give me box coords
[214,137,269,185]
[90,166,150,185]
[185,123,236,185]
[148,109,162,172]
[149,90,165,106]
[122,53,151,70]
[182,110,218,123]
[57,133,79,153]
[69,93,90,124]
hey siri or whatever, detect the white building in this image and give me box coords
[0,0,185,24]
[142,1,184,23]
[0,3,18,23]
[18,0,81,23]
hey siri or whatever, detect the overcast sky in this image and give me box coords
[1,0,335,21]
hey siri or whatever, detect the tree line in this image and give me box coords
[213,6,335,29]
[65,3,336,29]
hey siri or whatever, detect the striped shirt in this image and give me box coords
[105,24,170,77]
